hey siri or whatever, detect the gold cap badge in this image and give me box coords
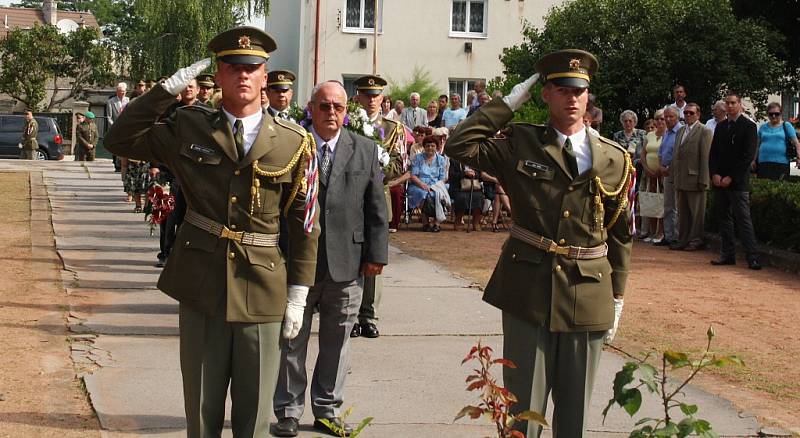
[238,35,252,49]
[367,78,375,86]
[569,59,581,70]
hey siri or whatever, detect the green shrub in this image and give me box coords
[706,177,800,251]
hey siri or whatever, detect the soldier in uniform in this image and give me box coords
[104,26,320,438]
[196,74,215,107]
[75,111,99,161]
[445,49,633,437]
[350,74,404,339]
[266,70,296,122]
[20,110,38,160]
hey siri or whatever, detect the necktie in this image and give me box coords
[279,111,288,120]
[563,137,579,176]
[319,143,332,185]
[234,119,245,160]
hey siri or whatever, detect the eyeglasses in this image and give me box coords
[316,102,346,113]
[683,110,696,115]
[768,112,781,117]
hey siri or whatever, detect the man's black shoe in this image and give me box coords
[313,418,352,437]
[360,322,379,338]
[653,239,672,246]
[272,417,299,437]
[155,258,166,268]
[710,258,735,266]
[669,243,686,250]
[748,259,762,270]
[350,323,361,338]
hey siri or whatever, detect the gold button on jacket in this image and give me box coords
[445,98,632,332]
[104,85,320,323]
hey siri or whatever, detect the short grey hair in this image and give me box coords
[310,80,347,103]
[663,106,679,117]
[116,82,128,91]
[712,100,726,111]
[409,92,420,100]
[619,110,638,125]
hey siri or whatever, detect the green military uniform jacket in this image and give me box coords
[23,118,38,150]
[105,85,320,323]
[445,99,632,332]
[373,115,404,182]
[76,121,98,150]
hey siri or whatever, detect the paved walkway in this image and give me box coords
[1,158,762,437]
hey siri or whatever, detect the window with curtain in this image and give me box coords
[450,0,487,37]
[343,0,383,32]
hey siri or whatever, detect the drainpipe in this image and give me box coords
[313,0,321,85]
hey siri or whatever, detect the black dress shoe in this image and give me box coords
[360,322,379,338]
[653,239,672,246]
[669,243,686,250]
[314,418,353,437]
[273,417,299,437]
[710,258,735,266]
[350,323,361,338]
[683,242,706,251]
[748,259,762,270]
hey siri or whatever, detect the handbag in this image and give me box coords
[783,122,797,160]
[638,178,664,219]
[460,178,481,191]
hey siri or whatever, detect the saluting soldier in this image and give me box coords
[75,111,99,161]
[351,74,404,339]
[20,110,38,160]
[196,74,215,107]
[104,26,320,438]
[445,49,633,437]
[266,69,296,122]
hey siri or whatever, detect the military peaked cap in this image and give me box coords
[354,75,387,95]
[208,26,277,65]
[535,49,599,89]
[197,74,216,88]
[267,70,295,90]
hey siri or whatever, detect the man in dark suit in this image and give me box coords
[670,103,712,251]
[273,81,389,437]
[709,92,761,269]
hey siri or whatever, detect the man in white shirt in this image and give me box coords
[668,84,688,122]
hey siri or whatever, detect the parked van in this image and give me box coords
[0,115,64,160]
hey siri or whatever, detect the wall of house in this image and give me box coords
[268,0,561,105]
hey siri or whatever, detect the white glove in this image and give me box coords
[162,58,211,95]
[502,73,540,112]
[604,297,624,344]
[282,285,309,339]
[375,144,390,167]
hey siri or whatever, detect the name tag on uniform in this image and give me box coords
[523,160,550,172]
[189,144,217,156]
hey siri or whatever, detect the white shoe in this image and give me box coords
[643,237,653,243]
[388,228,397,233]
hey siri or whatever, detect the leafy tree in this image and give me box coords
[0,24,115,110]
[497,0,785,134]
[387,66,441,107]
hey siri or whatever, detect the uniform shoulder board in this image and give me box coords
[274,117,307,137]
[599,135,627,154]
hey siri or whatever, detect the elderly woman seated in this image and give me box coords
[407,135,449,232]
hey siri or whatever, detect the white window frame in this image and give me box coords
[342,0,383,34]
[449,0,488,39]
[449,78,483,105]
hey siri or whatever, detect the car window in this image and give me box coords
[34,117,51,132]
[1,117,25,132]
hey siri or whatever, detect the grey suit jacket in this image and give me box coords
[106,95,130,126]
[400,107,428,128]
[673,122,712,191]
[317,128,389,283]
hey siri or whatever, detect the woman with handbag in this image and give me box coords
[753,102,799,181]
[639,109,667,242]
[449,161,485,232]
[407,135,448,232]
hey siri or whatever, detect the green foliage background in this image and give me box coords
[386,66,441,108]
[497,0,786,135]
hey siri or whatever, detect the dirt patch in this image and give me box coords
[0,171,100,437]
[391,221,800,431]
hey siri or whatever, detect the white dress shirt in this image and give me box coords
[311,126,342,161]
[221,107,264,156]
[554,127,593,175]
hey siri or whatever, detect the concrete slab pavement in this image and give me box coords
[2,158,762,437]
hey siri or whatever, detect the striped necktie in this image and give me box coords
[319,143,332,185]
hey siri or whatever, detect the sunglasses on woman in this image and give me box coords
[768,112,781,118]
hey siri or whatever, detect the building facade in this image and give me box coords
[265,0,561,105]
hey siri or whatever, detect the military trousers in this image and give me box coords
[676,189,706,247]
[74,146,96,161]
[502,312,604,438]
[179,301,281,438]
[358,275,382,324]
[19,148,35,160]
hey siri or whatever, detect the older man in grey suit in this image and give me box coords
[670,102,712,251]
[273,81,388,437]
[400,92,428,128]
[106,82,130,171]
